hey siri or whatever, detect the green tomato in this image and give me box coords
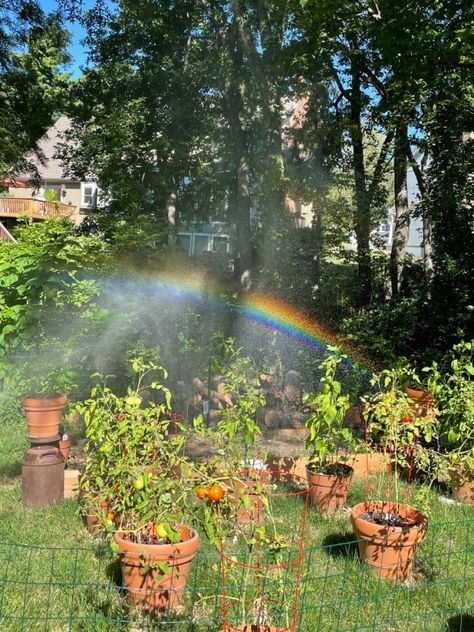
[133,476,144,490]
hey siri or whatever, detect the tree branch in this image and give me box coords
[367,129,394,206]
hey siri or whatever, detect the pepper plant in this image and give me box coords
[304,351,355,474]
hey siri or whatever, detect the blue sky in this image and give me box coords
[38,0,103,77]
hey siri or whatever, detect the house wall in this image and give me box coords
[7,181,84,224]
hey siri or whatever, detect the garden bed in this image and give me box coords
[1,423,473,631]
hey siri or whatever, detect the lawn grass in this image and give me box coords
[0,422,473,631]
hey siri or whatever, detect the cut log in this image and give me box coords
[192,377,209,397]
[283,383,302,403]
[345,405,364,429]
[264,410,282,429]
[284,370,302,386]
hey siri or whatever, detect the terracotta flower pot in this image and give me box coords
[451,476,474,504]
[232,475,270,525]
[405,387,434,416]
[22,393,67,438]
[115,524,199,611]
[85,499,109,534]
[58,437,72,464]
[306,464,353,514]
[350,501,427,581]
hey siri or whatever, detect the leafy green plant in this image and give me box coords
[304,351,354,473]
[424,341,474,485]
[209,342,266,467]
[78,356,191,545]
[43,188,60,204]
[363,366,438,504]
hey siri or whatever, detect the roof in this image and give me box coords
[14,116,77,181]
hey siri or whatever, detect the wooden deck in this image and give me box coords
[0,197,75,220]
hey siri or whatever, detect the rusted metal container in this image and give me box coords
[22,446,64,506]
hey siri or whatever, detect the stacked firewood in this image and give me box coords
[191,370,308,429]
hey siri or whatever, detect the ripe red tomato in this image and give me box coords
[403,415,411,423]
[196,486,207,499]
[207,484,224,502]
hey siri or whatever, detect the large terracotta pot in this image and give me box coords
[350,501,427,581]
[115,525,199,611]
[22,393,67,438]
[306,465,353,514]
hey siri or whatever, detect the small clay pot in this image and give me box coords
[405,387,435,416]
[115,525,199,611]
[58,437,72,464]
[306,464,353,514]
[452,478,474,504]
[85,499,109,534]
[22,393,67,438]
[350,500,427,581]
[232,475,270,525]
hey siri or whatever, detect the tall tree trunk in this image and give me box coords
[349,51,372,305]
[166,187,177,245]
[406,145,433,283]
[422,211,434,284]
[390,126,410,296]
[227,3,252,290]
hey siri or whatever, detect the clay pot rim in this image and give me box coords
[405,386,434,403]
[306,463,354,479]
[351,500,427,535]
[22,392,68,407]
[114,524,199,555]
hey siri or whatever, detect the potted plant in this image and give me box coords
[79,356,200,610]
[22,369,74,438]
[399,364,436,415]
[304,351,356,514]
[350,367,434,581]
[426,341,474,503]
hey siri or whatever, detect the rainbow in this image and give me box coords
[105,270,375,373]
[240,293,376,371]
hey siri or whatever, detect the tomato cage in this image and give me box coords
[361,402,420,509]
[217,469,310,632]
[350,402,430,582]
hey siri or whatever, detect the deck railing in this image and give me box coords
[0,197,75,220]
[0,221,16,242]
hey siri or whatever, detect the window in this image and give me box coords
[379,220,390,234]
[81,182,97,208]
[178,233,192,255]
[194,234,211,254]
[177,232,230,256]
[212,235,229,253]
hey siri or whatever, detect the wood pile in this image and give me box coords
[190,370,308,430]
